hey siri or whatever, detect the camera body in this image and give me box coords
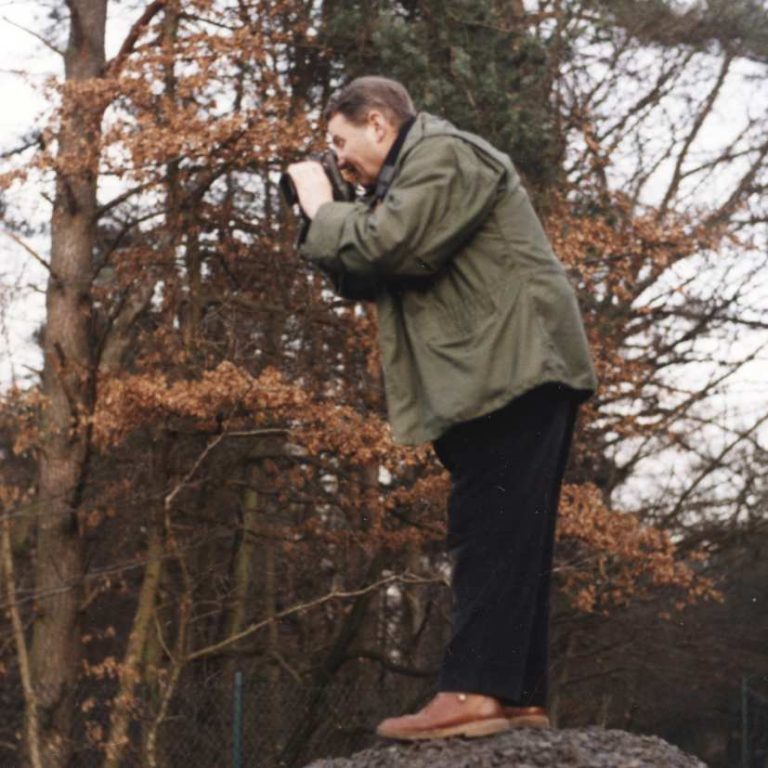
[279,150,356,213]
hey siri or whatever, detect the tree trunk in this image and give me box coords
[103,520,164,768]
[223,462,262,643]
[2,511,43,768]
[30,2,107,765]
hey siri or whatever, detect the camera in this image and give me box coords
[279,150,356,214]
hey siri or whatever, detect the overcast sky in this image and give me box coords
[0,1,140,386]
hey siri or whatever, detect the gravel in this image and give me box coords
[304,727,709,768]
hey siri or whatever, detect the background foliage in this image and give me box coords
[1,1,767,766]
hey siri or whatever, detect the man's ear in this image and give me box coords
[367,110,391,143]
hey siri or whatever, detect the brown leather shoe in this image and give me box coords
[501,705,551,728]
[376,692,511,740]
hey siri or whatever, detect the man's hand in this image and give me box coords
[287,161,334,219]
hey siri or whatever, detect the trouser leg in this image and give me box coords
[433,385,578,705]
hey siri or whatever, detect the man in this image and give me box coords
[288,76,597,740]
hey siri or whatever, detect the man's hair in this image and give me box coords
[323,76,416,127]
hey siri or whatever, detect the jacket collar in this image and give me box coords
[365,112,457,202]
[399,112,456,161]
[370,115,416,201]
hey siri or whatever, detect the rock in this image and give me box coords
[304,728,708,768]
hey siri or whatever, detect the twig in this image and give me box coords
[1,135,41,159]
[106,0,167,77]
[163,428,288,512]
[0,230,55,279]
[186,572,444,662]
[269,650,303,684]
[145,583,189,768]
[95,180,155,219]
[1,16,63,56]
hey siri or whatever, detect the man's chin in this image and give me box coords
[350,172,372,187]
[359,172,378,187]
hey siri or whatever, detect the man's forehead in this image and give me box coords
[327,114,354,137]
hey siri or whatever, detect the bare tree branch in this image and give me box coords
[185,572,446,662]
[1,16,63,57]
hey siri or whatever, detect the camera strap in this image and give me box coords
[372,116,416,205]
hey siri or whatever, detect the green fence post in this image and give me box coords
[233,671,243,768]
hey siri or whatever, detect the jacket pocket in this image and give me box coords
[418,293,493,345]
[416,269,521,347]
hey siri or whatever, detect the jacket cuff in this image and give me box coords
[299,201,357,268]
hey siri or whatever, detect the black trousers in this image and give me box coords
[432,383,578,706]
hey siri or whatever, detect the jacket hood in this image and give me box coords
[399,112,458,161]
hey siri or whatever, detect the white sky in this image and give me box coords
[0,1,138,386]
[0,3,51,386]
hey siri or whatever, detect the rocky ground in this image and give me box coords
[305,727,708,768]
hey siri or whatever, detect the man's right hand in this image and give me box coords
[287,161,333,219]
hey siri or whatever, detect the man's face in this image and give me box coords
[327,111,395,187]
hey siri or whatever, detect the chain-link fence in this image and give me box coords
[0,667,425,768]
[741,675,768,768]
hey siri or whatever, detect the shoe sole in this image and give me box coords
[377,717,511,741]
[507,715,551,728]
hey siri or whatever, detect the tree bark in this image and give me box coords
[102,520,164,768]
[223,462,262,643]
[30,2,107,765]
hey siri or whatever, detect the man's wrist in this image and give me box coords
[300,201,356,266]
[305,196,333,220]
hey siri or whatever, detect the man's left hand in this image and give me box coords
[287,161,333,219]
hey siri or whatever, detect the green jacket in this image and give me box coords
[300,112,598,445]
